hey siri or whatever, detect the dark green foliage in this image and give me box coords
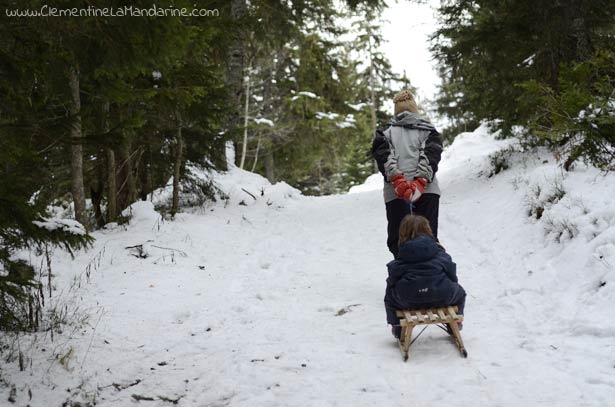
[0,126,92,331]
[488,150,510,177]
[432,0,615,167]
[523,50,615,170]
[242,3,402,194]
[0,0,388,330]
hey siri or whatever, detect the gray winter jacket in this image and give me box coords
[380,111,443,203]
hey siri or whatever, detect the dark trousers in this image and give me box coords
[386,193,440,258]
[384,285,466,325]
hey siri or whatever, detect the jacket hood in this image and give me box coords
[390,111,435,131]
[397,234,440,263]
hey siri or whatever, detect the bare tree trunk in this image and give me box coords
[227,0,247,106]
[106,147,117,222]
[259,53,274,178]
[171,114,183,216]
[91,152,105,228]
[251,136,261,172]
[101,101,117,223]
[264,149,275,183]
[223,0,247,170]
[139,146,152,201]
[68,65,87,226]
[239,65,251,169]
[117,136,137,209]
[369,60,377,131]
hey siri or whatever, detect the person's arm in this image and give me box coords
[439,251,458,283]
[416,128,443,182]
[383,129,402,179]
[370,128,390,180]
[386,261,403,287]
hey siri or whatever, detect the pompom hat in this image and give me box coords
[393,89,419,116]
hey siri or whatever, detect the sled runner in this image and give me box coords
[395,306,467,361]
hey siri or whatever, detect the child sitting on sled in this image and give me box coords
[384,214,466,338]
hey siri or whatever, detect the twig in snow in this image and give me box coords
[132,394,155,401]
[125,245,148,259]
[150,245,187,257]
[335,304,361,316]
[101,379,142,391]
[241,188,257,200]
[80,310,105,371]
[159,395,184,404]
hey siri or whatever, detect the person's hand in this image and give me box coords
[391,174,412,199]
[407,178,428,202]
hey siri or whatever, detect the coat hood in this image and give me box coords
[396,234,440,263]
[390,111,435,132]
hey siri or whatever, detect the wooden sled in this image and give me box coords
[395,306,467,361]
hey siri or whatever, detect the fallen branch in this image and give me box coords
[101,379,141,391]
[335,304,361,316]
[132,394,155,401]
[241,188,257,200]
[150,245,187,257]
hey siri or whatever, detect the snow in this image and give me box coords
[253,118,275,127]
[3,125,615,406]
[347,102,369,111]
[291,91,319,101]
[336,114,356,129]
[315,111,338,120]
[348,173,383,194]
[520,54,535,67]
[32,217,87,235]
[577,100,615,123]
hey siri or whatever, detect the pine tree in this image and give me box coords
[432,0,615,154]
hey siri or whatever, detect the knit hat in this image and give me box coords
[393,90,418,116]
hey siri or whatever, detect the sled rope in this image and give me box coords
[409,325,428,346]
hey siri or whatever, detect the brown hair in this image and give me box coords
[398,215,433,246]
[393,89,419,115]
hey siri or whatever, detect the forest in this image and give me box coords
[2,0,614,330]
[0,1,614,405]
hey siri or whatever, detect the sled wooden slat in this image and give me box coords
[415,310,425,323]
[395,306,467,362]
[447,306,460,320]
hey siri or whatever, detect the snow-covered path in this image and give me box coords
[4,128,615,406]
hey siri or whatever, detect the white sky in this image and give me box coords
[381,0,440,109]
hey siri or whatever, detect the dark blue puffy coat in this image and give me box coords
[385,234,463,311]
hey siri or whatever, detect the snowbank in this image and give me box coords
[3,123,615,407]
[347,173,383,194]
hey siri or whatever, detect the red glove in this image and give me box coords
[406,178,428,202]
[390,174,412,200]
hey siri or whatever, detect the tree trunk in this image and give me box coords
[227,0,247,107]
[264,149,275,183]
[117,136,137,210]
[369,60,377,131]
[101,100,117,223]
[171,115,183,216]
[91,154,105,228]
[68,65,87,226]
[106,147,117,222]
[239,65,251,169]
[251,136,261,172]
[139,146,152,201]
[222,0,247,171]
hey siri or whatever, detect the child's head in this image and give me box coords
[393,89,419,115]
[398,215,433,246]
